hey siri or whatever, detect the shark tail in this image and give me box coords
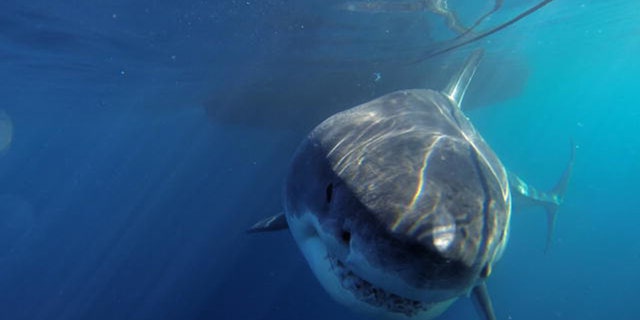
[509,141,577,252]
[542,140,576,252]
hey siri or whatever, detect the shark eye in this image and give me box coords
[325,183,334,204]
[341,230,351,244]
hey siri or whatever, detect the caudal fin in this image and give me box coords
[509,141,577,252]
[542,140,576,252]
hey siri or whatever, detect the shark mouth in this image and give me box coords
[328,255,430,317]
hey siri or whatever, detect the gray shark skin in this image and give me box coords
[249,50,574,320]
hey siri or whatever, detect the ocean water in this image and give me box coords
[0,0,638,319]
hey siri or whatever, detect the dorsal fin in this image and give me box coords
[443,49,484,108]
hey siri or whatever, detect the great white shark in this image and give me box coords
[248,49,574,320]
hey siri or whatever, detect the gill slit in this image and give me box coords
[469,144,491,267]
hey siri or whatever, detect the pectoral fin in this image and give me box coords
[246,213,288,233]
[471,283,496,320]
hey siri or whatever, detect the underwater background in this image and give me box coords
[0,0,638,319]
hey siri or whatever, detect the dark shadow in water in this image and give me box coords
[0,1,544,136]
[203,0,548,134]
[205,52,529,135]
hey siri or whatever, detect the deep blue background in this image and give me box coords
[0,0,638,319]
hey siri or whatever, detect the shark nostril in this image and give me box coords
[341,230,351,244]
[460,227,468,238]
[326,183,334,204]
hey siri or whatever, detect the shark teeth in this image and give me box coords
[328,256,428,317]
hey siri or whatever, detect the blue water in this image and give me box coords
[0,0,638,319]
